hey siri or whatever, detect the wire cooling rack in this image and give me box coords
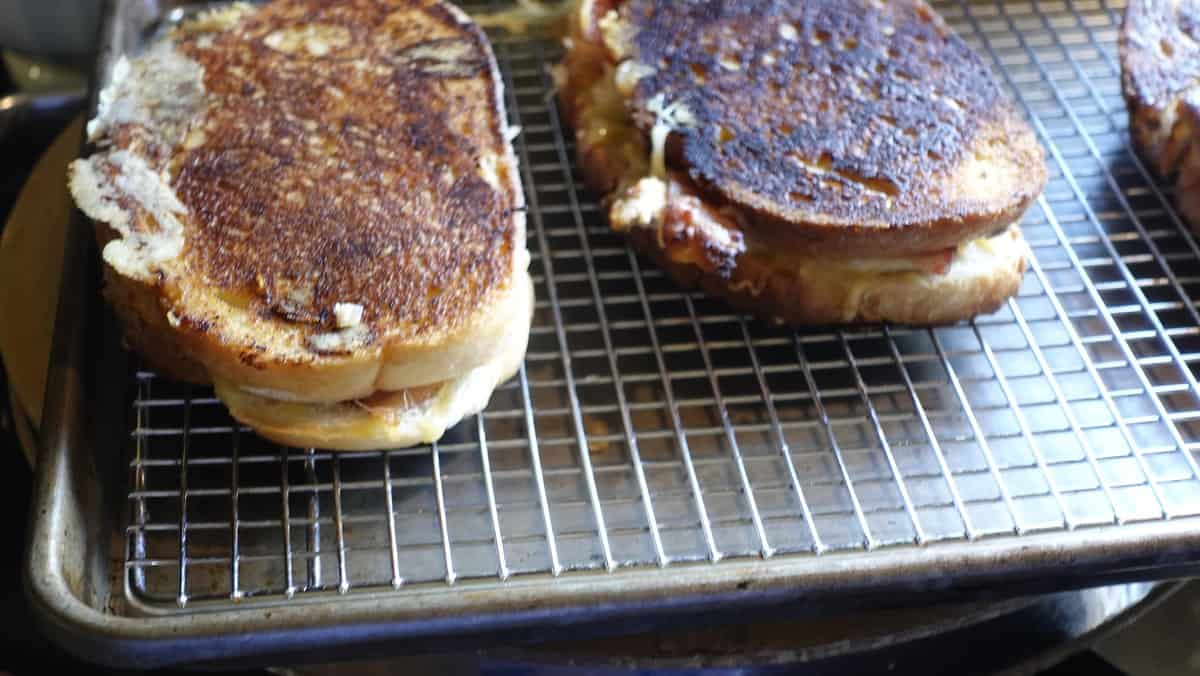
[121,0,1200,613]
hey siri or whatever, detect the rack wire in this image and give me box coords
[122,0,1200,612]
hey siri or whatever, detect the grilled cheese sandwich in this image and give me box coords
[69,0,531,449]
[556,0,1044,326]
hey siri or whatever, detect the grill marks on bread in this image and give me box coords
[170,0,516,339]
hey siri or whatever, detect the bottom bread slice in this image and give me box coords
[628,224,1029,327]
[213,271,533,451]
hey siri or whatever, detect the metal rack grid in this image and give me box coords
[121,0,1200,612]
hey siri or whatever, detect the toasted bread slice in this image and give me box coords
[556,0,1040,325]
[581,0,1044,258]
[69,0,530,410]
[215,269,532,451]
[1121,0,1200,233]
[612,176,1027,325]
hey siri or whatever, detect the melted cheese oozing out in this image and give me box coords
[598,8,633,58]
[177,3,254,33]
[645,94,696,179]
[87,39,206,145]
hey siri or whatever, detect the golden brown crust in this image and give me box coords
[613,0,1046,257]
[101,266,209,384]
[71,0,530,404]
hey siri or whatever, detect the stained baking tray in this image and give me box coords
[25,0,1200,669]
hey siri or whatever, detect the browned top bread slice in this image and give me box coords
[602,0,1045,257]
[69,0,530,404]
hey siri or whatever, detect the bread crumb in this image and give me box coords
[585,416,611,452]
[263,24,350,57]
[333,302,364,329]
[308,324,370,354]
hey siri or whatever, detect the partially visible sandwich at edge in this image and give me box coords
[556,0,1047,326]
[68,0,531,451]
[1121,0,1200,231]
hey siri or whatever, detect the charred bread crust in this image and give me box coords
[612,0,1046,258]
